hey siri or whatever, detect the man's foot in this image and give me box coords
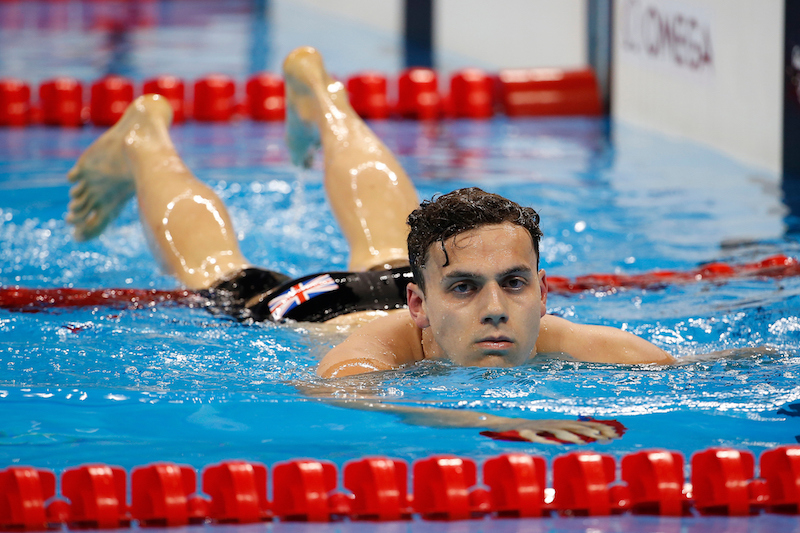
[283,47,338,168]
[66,94,173,241]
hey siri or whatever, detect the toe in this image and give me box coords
[69,180,86,198]
[78,211,103,240]
[67,165,82,182]
[67,196,96,224]
[68,194,93,217]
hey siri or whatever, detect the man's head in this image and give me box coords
[405,188,547,367]
[407,188,543,293]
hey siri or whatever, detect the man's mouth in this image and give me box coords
[476,336,514,350]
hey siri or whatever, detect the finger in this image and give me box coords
[562,424,605,439]
[588,423,619,439]
[578,417,627,438]
[561,422,617,439]
[517,429,571,445]
[480,430,564,445]
[539,429,587,445]
[479,430,532,443]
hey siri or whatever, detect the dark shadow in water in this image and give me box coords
[103,20,135,78]
[782,173,800,235]
[248,0,271,75]
[782,0,800,236]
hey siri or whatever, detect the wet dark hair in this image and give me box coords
[407,187,543,293]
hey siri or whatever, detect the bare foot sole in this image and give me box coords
[284,99,320,169]
[67,95,172,240]
[283,47,334,168]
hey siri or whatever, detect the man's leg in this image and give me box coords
[283,47,419,271]
[67,94,250,290]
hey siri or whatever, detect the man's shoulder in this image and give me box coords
[317,311,424,377]
[536,314,572,352]
[360,311,425,364]
[537,314,674,365]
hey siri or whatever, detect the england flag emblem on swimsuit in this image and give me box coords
[268,274,339,320]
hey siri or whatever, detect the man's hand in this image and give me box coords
[325,398,626,446]
[480,416,625,445]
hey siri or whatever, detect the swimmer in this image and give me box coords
[67,46,672,444]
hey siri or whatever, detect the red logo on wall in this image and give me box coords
[621,0,714,73]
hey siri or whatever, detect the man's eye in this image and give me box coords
[451,283,473,294]
[506,278,527,289]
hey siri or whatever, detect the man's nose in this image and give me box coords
[481,284,508,325]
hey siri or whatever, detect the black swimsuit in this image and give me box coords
[204,267,413,322]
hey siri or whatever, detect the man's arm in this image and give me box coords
[317,312,424,377]
[537,315,675,364]
[296,379,625,445]
[331,399,623,444]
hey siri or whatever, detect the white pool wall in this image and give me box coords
[612,0,784,175]
[282,0,589,73]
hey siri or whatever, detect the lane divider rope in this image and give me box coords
[0,446,798,527]
[0,66,602,127]
[1,255,797,312]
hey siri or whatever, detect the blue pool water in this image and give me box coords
[4,117,800,533]
[2,116,800,467]
[3,2,800,532]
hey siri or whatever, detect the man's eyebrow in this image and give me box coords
[441,270,481,281]
[441,266,533,281]
[498,265,533,278]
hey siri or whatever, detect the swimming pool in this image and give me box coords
[2,1,800,531]
[3,112,800,526]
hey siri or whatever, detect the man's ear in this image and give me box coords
[406,283,430,329]
[538,269,548,318]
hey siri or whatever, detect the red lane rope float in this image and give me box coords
[89,76,134,127]
[497,68,602,117]
[346,72,390,120]
[1,255,798,313]
[0,287,199,312]
[40,78,83,127]
[0,446,798,527]
[143,76,186,123]
[545,254,800,294]
[0,65,602,127]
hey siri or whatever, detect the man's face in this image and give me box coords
[408,222,547,367]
